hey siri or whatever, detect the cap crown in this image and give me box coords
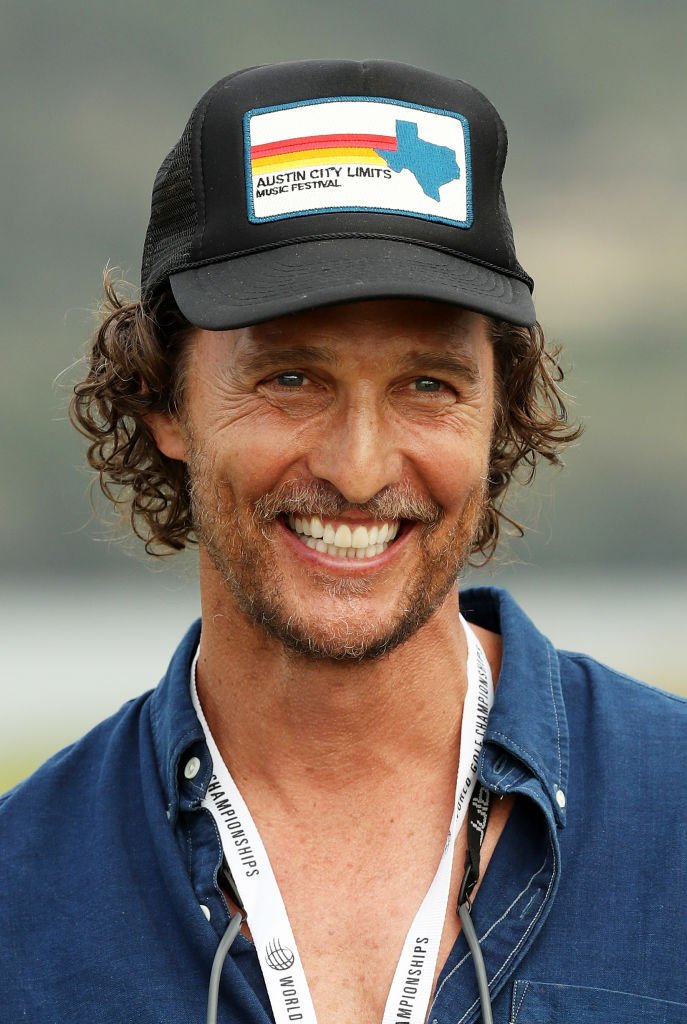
[141,61,535,328]
[142,60,529,296]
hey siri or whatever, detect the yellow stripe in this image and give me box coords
[252,148,388,173]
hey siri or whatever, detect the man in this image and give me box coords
[2,60,685,1023]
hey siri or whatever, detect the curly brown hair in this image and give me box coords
[70,274,582,561]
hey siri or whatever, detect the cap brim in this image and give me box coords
[170,238,535,330]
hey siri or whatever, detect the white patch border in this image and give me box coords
[243,95,473,228]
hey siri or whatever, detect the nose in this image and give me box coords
[305,391,403,505]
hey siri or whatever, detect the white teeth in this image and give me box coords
[322,523,336,545]
[310,516,324,539]
[285,514,401,560]
[300,533,392,560]
[334,524,352,548]
[351,526,369,549]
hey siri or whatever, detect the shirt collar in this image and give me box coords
[149,618,204,823]
[461,586,569,827]
[150,587,569,828]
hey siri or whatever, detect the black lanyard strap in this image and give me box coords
[456,782,495,1024]
[457,781,494,1024]
[458,782,492,908]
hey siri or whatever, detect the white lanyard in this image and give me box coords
[191,617,493,1024]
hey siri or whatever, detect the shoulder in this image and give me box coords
[465,583,686,730]
[0,614,202,820]
[558,646,687,732]
[0,617,202,892]
[0,692,151,854]
[555,650,687,836]
[464,584,686,790]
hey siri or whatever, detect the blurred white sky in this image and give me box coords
[1,572,684,767]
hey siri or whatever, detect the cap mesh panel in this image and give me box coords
[497,187,532,288]
[141,120,197,293]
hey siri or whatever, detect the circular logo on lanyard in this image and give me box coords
[265,938,295,971]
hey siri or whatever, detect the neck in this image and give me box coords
[194,559,480,799]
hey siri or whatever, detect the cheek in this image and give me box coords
[424,449,489,514]
[405,410,493,512]
[209,423,307,499]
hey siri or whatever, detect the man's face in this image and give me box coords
[173,300,495,660]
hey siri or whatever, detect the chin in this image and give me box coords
[250,605,437,663]
[208,534,467,662]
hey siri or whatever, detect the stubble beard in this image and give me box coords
[186,442,487,663]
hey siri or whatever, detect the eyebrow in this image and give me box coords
[235,344,481,383]
[237,345,339,374]
[399,351,482,384]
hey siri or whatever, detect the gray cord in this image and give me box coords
[458,903,493,1024]
[206,911,243,1024]
[208,905,489,1023]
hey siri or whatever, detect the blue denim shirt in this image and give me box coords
[2,587,686,1023]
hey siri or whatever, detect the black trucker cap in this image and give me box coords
[141,60,535,328]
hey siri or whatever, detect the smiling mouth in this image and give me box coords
[284,513,402,560]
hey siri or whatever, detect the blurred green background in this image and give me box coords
[2,0,685,793]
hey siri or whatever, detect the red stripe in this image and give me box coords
[251,133,397,158]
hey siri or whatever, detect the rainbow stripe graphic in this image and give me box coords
[250,132,397,175]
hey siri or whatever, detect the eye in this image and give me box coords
[412,377,445,393]
[273,371,307,388]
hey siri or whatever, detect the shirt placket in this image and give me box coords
[177,742,276,1023]
[428,775,560,1024]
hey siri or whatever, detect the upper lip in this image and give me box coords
[285,511,399,523]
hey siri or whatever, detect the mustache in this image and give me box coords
[252,480,443,526]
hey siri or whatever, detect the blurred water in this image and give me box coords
[1,571,684,788]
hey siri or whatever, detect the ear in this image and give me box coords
[145,411,187,462]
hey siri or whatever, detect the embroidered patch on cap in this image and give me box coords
[243,97,472,227]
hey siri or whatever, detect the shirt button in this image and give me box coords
[555,788,566,809]
[200,904,211,921]
[184,756,201,780]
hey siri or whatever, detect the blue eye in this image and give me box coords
[413,378,442,392]
[275,372,305,387]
